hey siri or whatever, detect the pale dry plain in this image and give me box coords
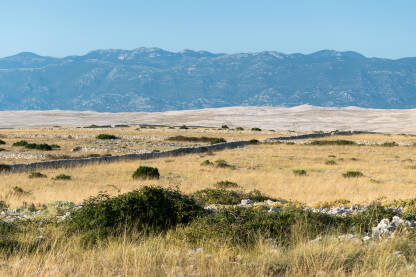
[1,105,416,133]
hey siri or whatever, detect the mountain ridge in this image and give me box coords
[0,47,415,112]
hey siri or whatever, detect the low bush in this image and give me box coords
[200,160,213,166]
[0,139,5,145]
[214,180,239,189]
[28,172,47,179]
[221,125,229,129]
[0,148,4,152]
[132,166,160,180]
[12,141,56,151]
[249,139,260,144]
[12,186,28,195]
[179,125,188,130]
[53,174,71,180]
[381,142,399,147]
[214,159,232,168]
[342,171,364,178]
[293,169,307,176]
[191,188,272,206]
[68,186,204,241]
[251,127,262,131]
[210,138,226,144]
[325,160,337,165]
[235,127,244,131]
[26,143,52,151]
[96,134,118,140]
[12,140,28,147]
[309,140,357,146]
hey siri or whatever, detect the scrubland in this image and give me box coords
[1,126,416,276]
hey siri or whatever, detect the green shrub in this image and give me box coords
[12,141,56,151]
[251,127,262,131]
[309,140,357,146]
[214,181,239,189]
[28,172,47,179]
[221,125,229,129]
[191,189,246,205]
[210,138,226,144]
[179,204,397,246]
[0,148,4,152]
[132,166,160,180]
[191,188,272,205]
[26,143,52,151]
[53,174,71,180]
[235,127,244,131]
[0,139,5,145]
[200,160,213,166]
[96,134,118,140]
[381,142,399,147]
[293,169,307,176]
[214,160,232,168]
[12,186,27,195]
[249,139,260,144]
[325,160,337,165]
[68,186,204,239]
[12,140,28,147]
[342,171,364,178]
[179,125,188,130]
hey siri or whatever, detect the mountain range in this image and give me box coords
[0,47,415,112]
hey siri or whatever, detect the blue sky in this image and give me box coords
[0,0,414,59]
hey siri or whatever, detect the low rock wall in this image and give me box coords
[5,140,252,173]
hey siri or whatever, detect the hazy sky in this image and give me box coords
[1,0,414,59]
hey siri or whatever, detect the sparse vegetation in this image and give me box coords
[342,171,364,178]
[214,180,239,189]
[200,159,213,166]
[210,137,226,144]
[325,160,337,165]
[293,169,307,176]
[235,127,244,131]
[132,166,160,179]
[53,174,71,180]
[28,172,47,178]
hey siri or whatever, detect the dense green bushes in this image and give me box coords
[132,166,160,180]
[12,140,59,151]
[68,186,204,241]
[0,139,5,145]
[96,134,118,140]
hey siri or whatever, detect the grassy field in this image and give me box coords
[1,127,416,276]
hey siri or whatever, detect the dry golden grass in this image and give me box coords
[0,228,414,277]
[1,138,416,207]
[2,129,416,276]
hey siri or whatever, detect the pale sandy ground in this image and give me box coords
[1,105,416,133]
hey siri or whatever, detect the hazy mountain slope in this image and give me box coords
[0,48,415,112]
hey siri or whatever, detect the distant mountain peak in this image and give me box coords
[0,47,415,112]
